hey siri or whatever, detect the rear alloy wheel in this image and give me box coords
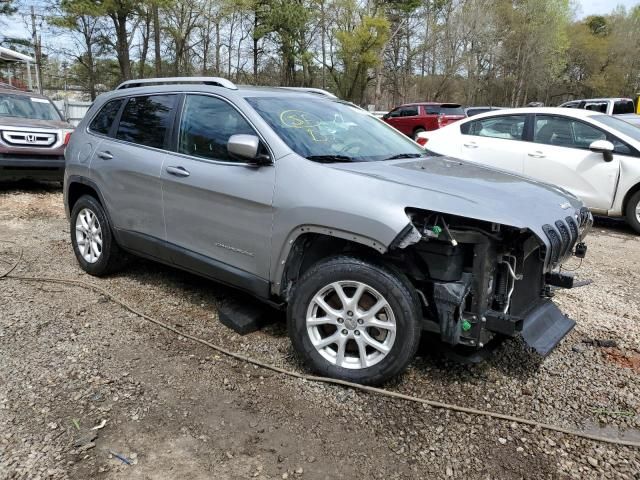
[70,195,128,276]
[625,190,640,234]
[75,208,103,264]
[288,256,421,385]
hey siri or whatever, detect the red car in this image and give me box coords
[382,102,466,140]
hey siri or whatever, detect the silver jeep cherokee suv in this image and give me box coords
[64,77,592,385]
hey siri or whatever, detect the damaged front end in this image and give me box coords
[389,207,593,357]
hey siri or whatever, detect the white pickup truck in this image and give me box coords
[559,97,635,115]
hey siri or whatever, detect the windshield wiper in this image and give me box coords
[383,153,426,160]
[306,154,355,163]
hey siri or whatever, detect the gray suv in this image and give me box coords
[64,77,592,385]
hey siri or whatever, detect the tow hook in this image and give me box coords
[574,242,587,258]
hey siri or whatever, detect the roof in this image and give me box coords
[398,102,462,107]
[564,97,633,103]
[0,46,35,64]
[0,86,49,99]
[465,106,606,120]
[99,82,340,103]
[114,77,338,99]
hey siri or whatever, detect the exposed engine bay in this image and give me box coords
[389,208,593,356]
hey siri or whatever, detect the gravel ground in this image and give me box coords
[0,181,639,480]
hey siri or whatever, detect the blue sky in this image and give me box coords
[577,0,639,16]
[2,0,639,44]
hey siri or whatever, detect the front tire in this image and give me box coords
[287,256,421,386]
[625,190,640,234]
[70,195,127,276]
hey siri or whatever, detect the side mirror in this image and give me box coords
[382,113,390,120]
[227,134,271,165]
[589,139,615,162]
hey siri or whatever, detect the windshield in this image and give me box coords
[246,97,426,162]
[0,93,61,121]
[593,114,640,142]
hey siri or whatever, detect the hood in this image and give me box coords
[0,116,71,130]
[327,155,585,233]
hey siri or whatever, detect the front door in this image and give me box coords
[524,115,619,211]
[161,94,275,283]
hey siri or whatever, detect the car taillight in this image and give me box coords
[416,136,428,147]
[437,115,443,128]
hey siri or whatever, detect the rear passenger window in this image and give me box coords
[116,95,176,149]
[89,99,123,136]
[399,106,419,117]
[461,115,526,140]
[178,94,256,162]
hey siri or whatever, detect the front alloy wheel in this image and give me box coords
[288,256,421,385]
[306,281,396,369]
[625,190,640,234]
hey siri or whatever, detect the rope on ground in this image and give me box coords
[1,240,639,449]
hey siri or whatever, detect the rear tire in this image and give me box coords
[413,127,426,140]
[70,195,128,276]
[625,190,640,234]
[287,256,421,386]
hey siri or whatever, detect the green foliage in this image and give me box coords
[0,0,17,17]
[332,15,389,102]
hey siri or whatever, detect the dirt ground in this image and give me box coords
[0,181,639,480]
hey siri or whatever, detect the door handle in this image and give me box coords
[463,142,478,148]
[166,166,190,177]
[528,151,546,158]
[96,151,113,160]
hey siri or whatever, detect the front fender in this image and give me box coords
[270,224,396,295]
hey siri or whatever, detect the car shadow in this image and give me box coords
[0,179,62,193]
[412,334,543,382]
[593,215,637,235]
[114,256,287,335]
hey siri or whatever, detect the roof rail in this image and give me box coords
[0,82,22,91]
[279,87,337,98]
[115,76,238,91]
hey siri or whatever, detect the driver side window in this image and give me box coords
[178,94,256,162]
[534,115,604,149]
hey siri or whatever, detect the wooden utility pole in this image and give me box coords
[30,6,42,93]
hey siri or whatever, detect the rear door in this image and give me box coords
[91,94,178,243]
[523,114,619,210]
[456,114,528,173]
[161,93,275,282]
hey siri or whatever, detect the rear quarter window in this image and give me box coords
[88,99,124,136]
[613,100,635,115]
[115,95,177,149]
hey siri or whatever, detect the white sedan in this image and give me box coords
[420,107,640,232]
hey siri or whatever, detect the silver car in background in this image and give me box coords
[63,78,591,385]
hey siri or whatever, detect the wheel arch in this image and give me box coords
[622,182,640,215]
[273,226,391,299]
[66,175,120,244]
